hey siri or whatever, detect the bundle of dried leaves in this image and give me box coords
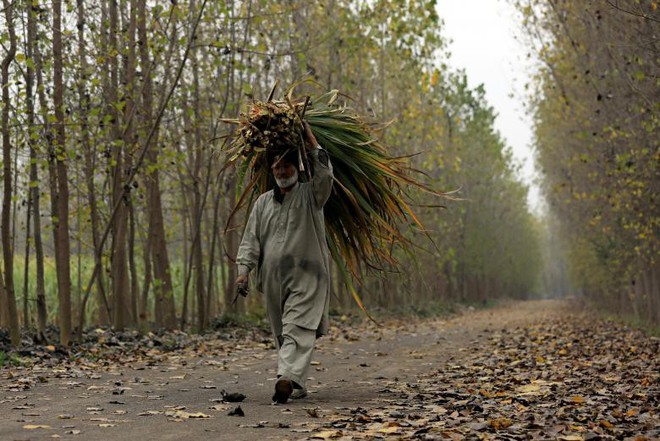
[223,84,450,313]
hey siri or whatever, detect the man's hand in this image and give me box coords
[235,274,249,298]
[303,121,318,151]
[236,273,248,286]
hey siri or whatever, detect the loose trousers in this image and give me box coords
[276,322,316,388]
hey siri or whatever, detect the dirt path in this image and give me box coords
[1,299,656,441]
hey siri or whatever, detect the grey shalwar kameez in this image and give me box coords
[236,148,333,389]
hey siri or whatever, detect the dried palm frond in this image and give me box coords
[223,85,449,312]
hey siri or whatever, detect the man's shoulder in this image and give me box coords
[256,189,274,205]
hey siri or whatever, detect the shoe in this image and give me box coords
[290,387,307,399]
[272,377,293,404]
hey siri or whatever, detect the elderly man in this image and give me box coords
[235,122,333,404]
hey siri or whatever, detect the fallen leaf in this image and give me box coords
[489,418,513,430]
[227,406,244,417]
[379,426,400,434]
[239,423,264,428]
[516,384,541,395]
[167,410,211,419]
[311,430,343,439]
[220,390,246,402]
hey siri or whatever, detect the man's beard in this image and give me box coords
[275,170,298,189]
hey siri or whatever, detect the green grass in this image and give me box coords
[614,313,660,337]
[576,298,660,337]
[402,299,458,318]
[10,255,239,329]
[211,308,270,334]
[0,351,23,367]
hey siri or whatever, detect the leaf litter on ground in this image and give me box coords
[1,306,658,440]
[1,319,273,390]
[297,315,658,441]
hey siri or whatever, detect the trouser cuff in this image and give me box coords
[277,369,305,389]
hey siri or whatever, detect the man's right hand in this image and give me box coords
[236,274,249,297]
[236,274,249,286]
[303,121,318,151]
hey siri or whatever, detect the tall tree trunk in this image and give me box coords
[206,180,225,320]
[1,0,20,346]
[221,0,252,314]
[52,0,73,345]
[128,200,139,324]
[147,168,177,329]
[139,1,177,329]
[22,204,31,329]
[107,0,130,329]
[186,30,208,330]
[27,0,50,341]
[123,0,139,327]
[110,123,130,330]
[78,0,109,326]
[177,164,192,328]
[140,232,152,326]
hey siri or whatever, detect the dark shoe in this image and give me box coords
[272,377,293,404]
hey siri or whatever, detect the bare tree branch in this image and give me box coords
[606,0,660,23]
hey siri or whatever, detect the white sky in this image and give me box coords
[435,0,542,211]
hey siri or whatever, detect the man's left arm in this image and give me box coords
[303,122,333,208]
[309,147,333,208]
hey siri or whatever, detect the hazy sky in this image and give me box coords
[435,0,542,210]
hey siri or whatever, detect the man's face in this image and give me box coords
[272,157,298,188]
[271,158,297,180]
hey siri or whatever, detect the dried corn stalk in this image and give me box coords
[231,101,304,158]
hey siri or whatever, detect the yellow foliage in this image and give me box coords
[431,69,439,87]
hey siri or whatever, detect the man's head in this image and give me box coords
[269,150,299,189]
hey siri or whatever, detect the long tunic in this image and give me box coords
[236,148,333,337]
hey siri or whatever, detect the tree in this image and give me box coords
[517,0,659,324]
[1,0,20,346]
[0,0,545,338]
[139,2,177,329]
[49,0,74,345]
[26,0,48,341]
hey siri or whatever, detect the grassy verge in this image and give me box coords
[0,351,23,367]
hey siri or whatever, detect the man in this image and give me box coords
[235,122,333,404]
